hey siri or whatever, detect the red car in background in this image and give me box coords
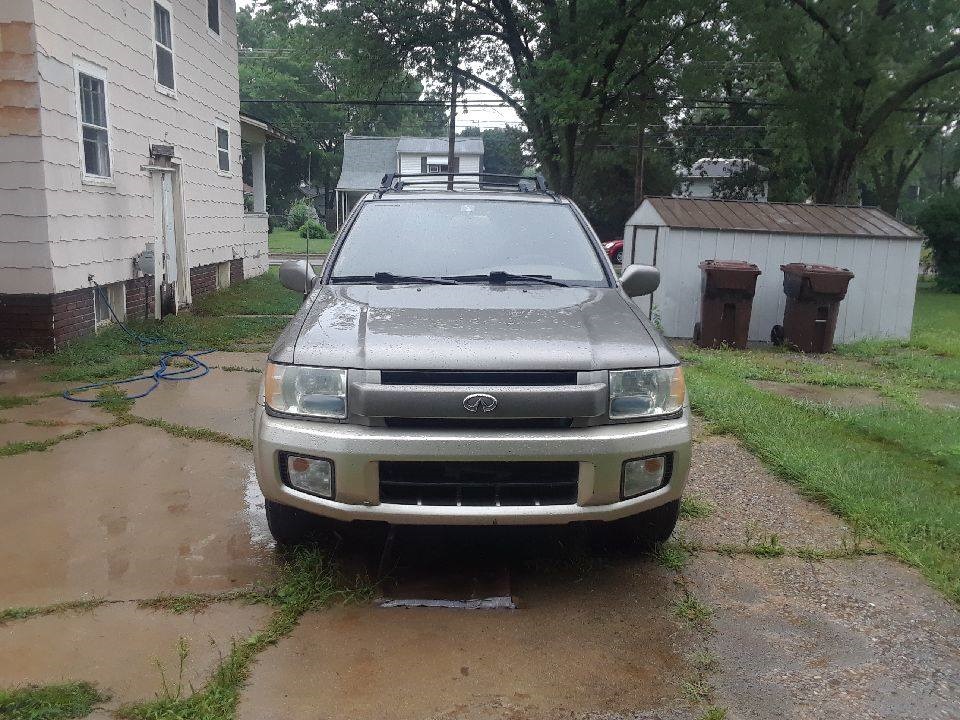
[602,239,624,265]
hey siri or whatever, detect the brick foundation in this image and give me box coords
[230,257,244,285]
[189,263,218,299]
[0,276,153,353]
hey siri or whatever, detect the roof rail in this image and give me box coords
[377,172,555,198]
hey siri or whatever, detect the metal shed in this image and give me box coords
[623,197,924,343]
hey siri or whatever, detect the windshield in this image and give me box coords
[329,199,609,287]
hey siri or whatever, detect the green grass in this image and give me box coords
[672,590,713,626]
[267,229,333,256]
[680,496,715,519]
[0,599,103,625]
[652,540,691,571]
[681,285,960,603]
[191,268,303,317]
[0,395,34,410]
[0,682,108,720]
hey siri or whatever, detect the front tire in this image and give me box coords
[265,499,337,546]
[614,248,623,265]
[592,499,680,553]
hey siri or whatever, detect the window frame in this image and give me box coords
[73,59,114,186]
[207,0,221,39]
[215,120,231,176]
[426,163,449,174]
[151,0,176,97]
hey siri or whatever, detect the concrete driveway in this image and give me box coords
[0,355,957,719]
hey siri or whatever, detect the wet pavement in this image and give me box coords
[1,357,958,719]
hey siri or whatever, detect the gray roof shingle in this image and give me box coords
[396,136,483,155]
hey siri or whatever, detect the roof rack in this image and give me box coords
[377,172,555,199]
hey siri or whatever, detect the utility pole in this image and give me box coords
[634,125,646,208]
[446,1,460,191]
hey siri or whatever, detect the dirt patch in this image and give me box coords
[682,435,863,552]
[0,424,273,607]
[919,388,960,410]
[131,368,261,439]
[0,601,269,710]
[750,379,885,408]
[685,553,960,719]
[240,554,690,720]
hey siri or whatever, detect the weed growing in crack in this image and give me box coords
[0,394,35,410]
[119,545,372,720]
[750,534,785,558]
[130,416,253,452]
[672,589,713,627]
[652,540,691,571]
[0,681,109,720]
[680,496,715,519]
[0,598,104,625]
[0,425,113,457]
[698,707,728,720]
[94,387,136,415]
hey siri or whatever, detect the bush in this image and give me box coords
[299,220,330,240]
[286,201,311,230]
[917,191,960,292]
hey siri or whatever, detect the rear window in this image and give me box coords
[331,199,609,286]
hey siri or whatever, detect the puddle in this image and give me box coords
[751,380,884,408]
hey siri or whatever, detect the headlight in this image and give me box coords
[609,367,685,420]
[264,363,347,419]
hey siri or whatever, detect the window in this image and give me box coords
[76,66,111,180]
[427,163,449,174]
[216,124,230,173]
[94,282,126,327]
[207,0,220,34]
[153,1,174,92]
[331,200,609,287]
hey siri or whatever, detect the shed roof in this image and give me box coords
[396,136,484,155]
[630,197,921,240]
[336,136,400,191]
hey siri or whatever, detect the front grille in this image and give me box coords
[383,417,573,430]
[379,461,579,506]
[380,370,578,386]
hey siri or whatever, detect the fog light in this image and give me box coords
[622,455,667,498]
[283,454,333,498]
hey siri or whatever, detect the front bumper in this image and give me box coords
[254,405,691,525]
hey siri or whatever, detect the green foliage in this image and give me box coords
[680,496,715,520]
[672,590,713,626]
[917,190,960,292]
[0,682,108,720]
[285,201,311,231]
[298,220,330,240]
[0,599,103,625]
[191,268,303,317]
[652,541,691,571]
[0,395,34,410]
[460,126,528,175]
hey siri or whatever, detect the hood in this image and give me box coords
[282,284,663,371]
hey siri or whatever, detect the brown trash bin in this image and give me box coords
[774,263,855,353]
[694,260,762,349]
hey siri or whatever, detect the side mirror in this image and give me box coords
[620,264,660,297]
[278,260,317,293]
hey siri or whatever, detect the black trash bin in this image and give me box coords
[773,263,854,353]
[694,260,762,349]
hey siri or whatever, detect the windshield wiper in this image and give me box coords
[331,272,460,285]
[444,271,570,288]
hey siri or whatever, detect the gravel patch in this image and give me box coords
[685,553,960,719]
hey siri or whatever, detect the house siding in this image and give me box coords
[25,0,244,294]
[0,5,54,294]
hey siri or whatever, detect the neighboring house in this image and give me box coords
[334,135,484,226]
[623,197,923,343]
[677,158,769,202]
[0,0,284,352]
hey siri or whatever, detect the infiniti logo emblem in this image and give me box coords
[462,393,498,413]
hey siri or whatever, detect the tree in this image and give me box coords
[337,0,724,196]
[917,190,960,292]
[460,126,529,175]
[737,0,960,204]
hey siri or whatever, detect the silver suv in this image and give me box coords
[255,174,690,549]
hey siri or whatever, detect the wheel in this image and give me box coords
[771,324,785,346]
[591,500,680,554]
[264,499,338,546]
[614,248,623,264]
[693,321,702,344]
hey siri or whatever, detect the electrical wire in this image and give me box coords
[62,282,212,403]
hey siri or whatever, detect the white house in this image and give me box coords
[334,135,484,226]
[677,158,768,202]
[0,0,281,351]
[623,197,924,343]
